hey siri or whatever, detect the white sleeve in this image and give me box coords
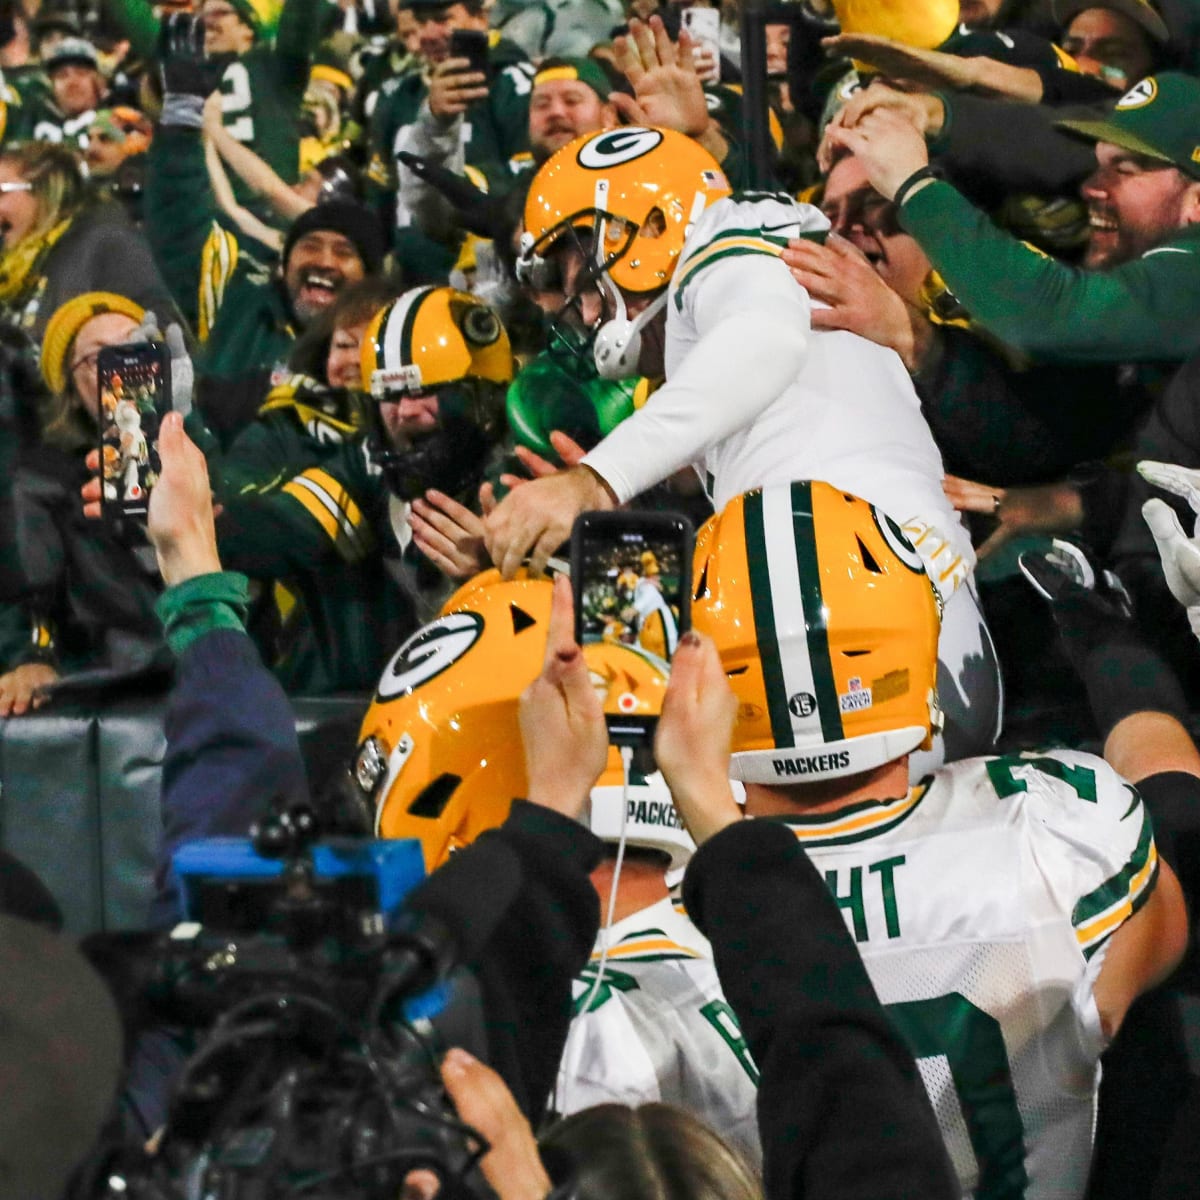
[1014,750,1160,963]
[581,252,811,503]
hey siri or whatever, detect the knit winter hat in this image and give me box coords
[282,201,386,275]
[41,291,145,393]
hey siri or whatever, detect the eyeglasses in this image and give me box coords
[0,181,33,194]
[70,349,100,375]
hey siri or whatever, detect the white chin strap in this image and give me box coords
[588,176,667,380]
[592,286,667,380]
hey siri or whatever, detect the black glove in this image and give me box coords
[158,12,221,117]
[1020,541,1189,737]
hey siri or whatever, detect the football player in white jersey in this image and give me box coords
[558,768,761,1168]
[483,125,1000,766]
[658,479,1188,1200]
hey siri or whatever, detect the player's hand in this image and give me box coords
[819,83,944,173]
[484,466,615,579]
[943,474,1083,559]
[439,1049,551,1200]
[654,631,741,845]
[0,662,59,718]
[613,16,711,139]
[428,57,488,119]
[781,232,919,368]
[519,575,608,819]
[410,489,489,579]
[146,412,222,586]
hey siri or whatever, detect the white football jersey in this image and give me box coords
[554,897,762,1168]
[783,750,1160,1199]
[669,193,972,601]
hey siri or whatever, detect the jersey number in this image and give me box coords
[221,61,255,142]
[987,755,1098,802]
[885,992,1029,1199]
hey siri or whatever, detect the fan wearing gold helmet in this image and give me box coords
[361,285,511,539]
[676,479,1188,1199]
[485,121,999,766]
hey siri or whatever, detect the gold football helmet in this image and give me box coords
[356,570,672,870]
[518,126,730,379]
[692,480,942,783]
[360,285,512,399]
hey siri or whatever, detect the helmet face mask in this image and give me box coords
[519,126,731,379]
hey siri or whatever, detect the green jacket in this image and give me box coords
[900,179,1200,365]
[214,429,421,694]
[197,259,297,445]
[197,377,402,693]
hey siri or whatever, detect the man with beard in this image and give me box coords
[197,202,386,444]
[822,71,1200,364]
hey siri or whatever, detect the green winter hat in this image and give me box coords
[225,0,281,38]
[1057,73,1200,179]
[533,57,613,102]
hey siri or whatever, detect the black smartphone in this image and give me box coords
[571,510,694,744]
[97,341,169,520]
[448,28,489,78]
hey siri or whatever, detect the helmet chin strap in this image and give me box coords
[591,284,666,381]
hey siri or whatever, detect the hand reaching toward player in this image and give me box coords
[484,467,615,579]
[781,232,922,368]
[818,83,944,174]
[823,105,932,201]
[943,474,1083,560]
[614,16,709,137]
[411,489,489,579]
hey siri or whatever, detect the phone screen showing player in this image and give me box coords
[97,341,169,520]
[571,511,694,743]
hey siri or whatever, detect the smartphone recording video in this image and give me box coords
[571,511,693,664]
[97,340,169,520]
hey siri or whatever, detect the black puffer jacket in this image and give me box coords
[2,440,169,676]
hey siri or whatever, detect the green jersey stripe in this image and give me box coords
[1072,805,1155,930]
[744,489,795,748]
[791,480,844,744]
[674,243,781,311]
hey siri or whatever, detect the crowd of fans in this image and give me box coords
[1,0,1200,1195]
